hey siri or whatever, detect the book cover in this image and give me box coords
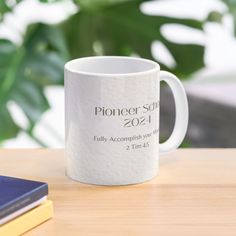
[0,200,53,236]
[0,196,47,225]
[0,175,48,219]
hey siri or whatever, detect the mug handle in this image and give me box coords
[159,71,189,154]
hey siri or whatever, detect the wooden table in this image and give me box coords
[1,149,236,236]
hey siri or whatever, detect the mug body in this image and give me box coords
[65,56,160,185]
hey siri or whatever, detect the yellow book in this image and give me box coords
[0,200,53,236]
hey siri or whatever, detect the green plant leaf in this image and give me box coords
[0,40,20,141]
[0,105,19,142]
[62,0,204,78]
[221,0,236,35]
[0,24,68,143]
[0,1,11,17]
[75,0,133,10]
[0,0,22,21]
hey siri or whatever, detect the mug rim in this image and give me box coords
[64,56,160,77]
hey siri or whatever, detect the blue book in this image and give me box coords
[0,176,48,220]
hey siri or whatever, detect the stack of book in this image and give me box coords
[0,175,53,235]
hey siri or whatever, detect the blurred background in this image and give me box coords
[0,0,235,148]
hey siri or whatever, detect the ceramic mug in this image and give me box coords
[64,56,188,185]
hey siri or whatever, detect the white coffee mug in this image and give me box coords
[64,56,188,185]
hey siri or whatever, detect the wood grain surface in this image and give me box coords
[0,149,236,236]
